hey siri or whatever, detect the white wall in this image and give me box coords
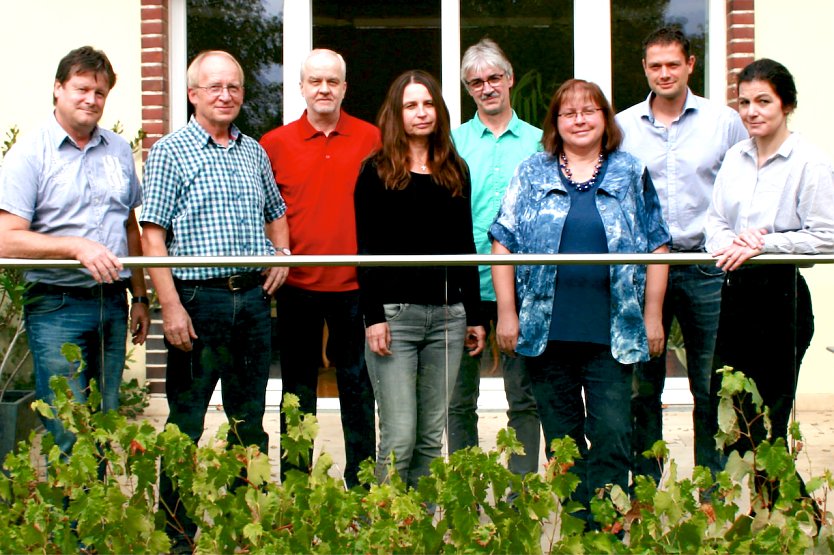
[0,1,142,141]
[755,0,834,405]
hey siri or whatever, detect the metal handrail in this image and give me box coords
[2,253,834,269]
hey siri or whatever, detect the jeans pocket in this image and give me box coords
[695,263,726,279]
[24,293,67,315]
[178,286,200,306]
[383,303,408,322]
[446,302,466,320]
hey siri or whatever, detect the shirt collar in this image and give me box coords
[187,115,242,147]
[48,112,105,150]
[741,132,797,163]
[642,88,699,124]
[473,110,523,138]
[298,109,351,140]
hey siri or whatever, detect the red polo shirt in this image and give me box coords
[260,110,380,291]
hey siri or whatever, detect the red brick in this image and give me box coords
[728,27,754,40]
[141,64,166,78]
[142,50,164,64]
[728,12,754,25]
[141,20,164,35]
[142,78,165,92]
[142,107,164,120]
[141,6,164,20]
[142,35,164,49]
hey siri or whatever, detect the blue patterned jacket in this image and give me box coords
[489,150,670,363]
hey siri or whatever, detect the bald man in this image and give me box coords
[260,49,380,488]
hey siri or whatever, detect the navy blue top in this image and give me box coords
[548,160,611,344]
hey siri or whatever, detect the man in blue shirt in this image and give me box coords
[449,38,542,477]
[617,27,747,484]
[0,46,149,456]
[141,50,290,550]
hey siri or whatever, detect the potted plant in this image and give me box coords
[0,266,39,461]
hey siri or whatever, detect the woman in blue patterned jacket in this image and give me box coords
[490,79,670,526]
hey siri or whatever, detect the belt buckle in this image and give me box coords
[227,274,244,291]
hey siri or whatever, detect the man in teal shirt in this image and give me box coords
[450,38,542,476]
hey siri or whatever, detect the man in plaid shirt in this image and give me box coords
[140,50,290,551]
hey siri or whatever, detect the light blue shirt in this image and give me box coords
[0,115,141,287]
[616,90,747,251]
[489,150,670,363]
[452,111,542,301]
[141,117,287,281]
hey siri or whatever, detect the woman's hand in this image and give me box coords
[733,227,767,250]
[465,325,487,357]
[714,241,763,271]
[495,313,519,356]
[644,313,665,358]
[366,322,392,356]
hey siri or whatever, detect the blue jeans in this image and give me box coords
[526,341,632,519]
[632,263,724,481]
[449,301,541,476]
[160,280,272,543]
[24,284,128,455]
[366,303,466,489]
[274,286,376,488]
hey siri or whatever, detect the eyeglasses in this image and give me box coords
[558,108,603,120]
[465,73,505,91]
[194,84,244,98]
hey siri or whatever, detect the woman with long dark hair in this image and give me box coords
[354,70,486,488]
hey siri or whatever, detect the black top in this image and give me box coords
[354,160,482,327]
[548,161,611,345]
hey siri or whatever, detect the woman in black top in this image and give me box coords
[354,70,486,489]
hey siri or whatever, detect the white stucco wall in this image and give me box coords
[0,1,142,142]
[755,0,834,405]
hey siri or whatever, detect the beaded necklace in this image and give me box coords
[560,151,604,192]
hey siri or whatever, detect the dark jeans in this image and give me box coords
[713,266,813,449]
[24,284,128,456]
[274,286,375,488]
[449,301,541,476]
[526,341,632,518]
[632,263,724,481]
[160,280,272,544]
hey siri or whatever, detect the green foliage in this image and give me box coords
[1,368,831,553]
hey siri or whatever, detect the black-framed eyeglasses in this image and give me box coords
[194,84,244,98]
[465,73,505,91]
[558,108,602,120]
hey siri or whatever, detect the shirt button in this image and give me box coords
[600,206,606,211]
[325,154,331,159]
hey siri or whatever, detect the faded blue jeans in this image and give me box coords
[449,301,541,476]
[24,283,128,456]
[526,340,632,523]
[366,303,466,489]
[632,263,724,481]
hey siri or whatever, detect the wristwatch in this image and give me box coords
[278,247,291,256]
[131,296,150,306]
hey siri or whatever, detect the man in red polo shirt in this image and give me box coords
[260,49,380,488]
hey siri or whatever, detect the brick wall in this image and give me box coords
[726,0,755,107]
[140,0,169,160]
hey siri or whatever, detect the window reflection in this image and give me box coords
[460,0,573,129]
[186,0,283,139]
[611,0,707,110]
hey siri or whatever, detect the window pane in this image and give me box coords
[611,0,707,111]
[186,0,283,139]
[313,1,441,125]
[461,0,574,129]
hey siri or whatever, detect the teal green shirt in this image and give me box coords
[452,111,542,301]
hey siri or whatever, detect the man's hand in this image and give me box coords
[162,301,198,352]
[130,302,150,345]
[262,265,289,295]
[366,322,392,356]
[644,313,665,358]
[73,238,123,283]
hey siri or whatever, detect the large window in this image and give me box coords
[186,0,283,139]
[312,1,442,125]
[460,0,573,129]
[611,0,707,111]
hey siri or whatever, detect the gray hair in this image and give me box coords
[300,49,347,81]
[186,50,245,88]
[460,38,513,84]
